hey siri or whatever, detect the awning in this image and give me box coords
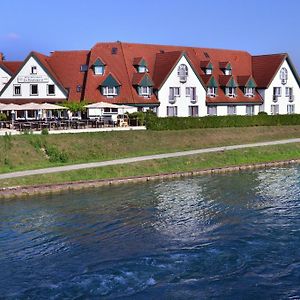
[39,103,67,110]
[0,103,23,111]
[20,102,43,110]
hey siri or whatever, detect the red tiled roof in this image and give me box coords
[252,54,286,88]
[219,75,233,86]
[0,61,22,74]
[46,50,89,101]
[200,74,213,85]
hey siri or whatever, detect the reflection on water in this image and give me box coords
[1,166,300,299]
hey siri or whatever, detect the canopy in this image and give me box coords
[1,103,22,111]
[20,102,43,110]
[40,103,67,110]
[85,102,120,109]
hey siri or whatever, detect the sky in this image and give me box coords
[1,0,300,71]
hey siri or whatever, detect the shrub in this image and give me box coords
[145,114,300,131]
[41,128,49,135]
[44,144,68,163]
[258,111,268,115]
[0,113,7,121]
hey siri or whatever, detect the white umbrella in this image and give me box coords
[0,103,7,110]
[2,103,22,111]
[85,102,120,109]
[20,102,42,110]
[40,103,67,110]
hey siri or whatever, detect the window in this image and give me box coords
[207,106,217,116]
[139,86,151,96]
[205,68,212,75]
[259,104,264,112]
[103,86,118,96]
[227,105,236,115]
[177,64,188,82]
[186,87,196,101]
[280,67,288,85]
[138,66,148,73]
[30,84,38,96]
[286,87,293,101]
[47,84,55,95]
[76,85,81,93]
[80,64,88,72]
[224,69,232,75]
[189,106,199,117]
[31,66,37,74]
[273,87,281,102]
[287,104,295,114]
[225,87,236,97]
[271,104,279,115]
[169,87,180,103]
[94,66,104,75]
[245,87,255,97]
[246,105,255,116]
[167,106,178,117]
[13,84,21,96]
[207,87,217,97]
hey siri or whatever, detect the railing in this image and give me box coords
[289,95,294,102]
[190,95,198,104]
[207,92,216,98]
[179,76,187,83]
[169,95,177,104]
[226,93,236,98]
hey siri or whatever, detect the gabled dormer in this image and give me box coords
[219,61,232,75]
[237,75,257,97]
[219,75,238,97]
[200,61,213,75]
[132,73,154,97]
[92,58,106,75]
[133,57,148,73]
[99,73,121,97]
[206,76,218,97]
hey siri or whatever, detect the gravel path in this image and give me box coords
[1,138,300,180]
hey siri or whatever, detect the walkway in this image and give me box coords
[1,138,300,180]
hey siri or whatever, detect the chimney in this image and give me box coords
[0,52,3,61]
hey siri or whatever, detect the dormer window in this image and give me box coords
[92,58,105,75]
[224,68,232,75]
[206,68,213,75]
[133,57,148,73]
[31,66,37,74]
[100,74,120,97]
[207,87,217,97]
[245,87,255,97]
[220,62,232,75]
[225,87,236,97]
[103,86,118,96]
[138,66,148,73]
[178,64,188,83]
[138,86,152,96]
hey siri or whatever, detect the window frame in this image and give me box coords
[47,84,55,96]
[287,104,295,114]
[167,106,178,117]
[207,105,217,116]
[30,84,38,96]
[227,105,237,115]
[103,86,118,96]
[271,104,279,115]
[31,66,37,74]
[246,105,255,116]
[94,65,104,75]
[13,84,21,96]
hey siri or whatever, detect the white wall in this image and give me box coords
[157,55,207,117]
[0,56,67,100]
[0,67,10,93]
[260,59,300,114]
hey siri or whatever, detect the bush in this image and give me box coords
[0,113,7,121]
[44,144,68,163]
[41,128,49,135]
[258,111,268,115]
[145,114,300,131]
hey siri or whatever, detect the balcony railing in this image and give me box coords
[289,95,294,102]
[207,92,216,98]
[190,95,198,104]
[273,95,280,102]
[179,76,187,83]
[169,95,177,104]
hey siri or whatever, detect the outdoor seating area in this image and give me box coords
[0,102,138,133]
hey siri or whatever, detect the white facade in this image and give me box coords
[0,67,10,92]
[157,55,207,117]
[207,104,261,116]
[0,56,67,100]
[258,59,300,115]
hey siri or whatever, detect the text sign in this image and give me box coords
[17,76,49,83]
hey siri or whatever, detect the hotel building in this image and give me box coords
[0,42,299,117]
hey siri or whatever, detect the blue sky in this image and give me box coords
[1,0,300,71]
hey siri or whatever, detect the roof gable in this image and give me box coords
[100,73,121,87]
[93,57,106,66]
[0,51,68,97]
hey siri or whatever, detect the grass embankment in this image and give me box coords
[1,125,300,174]
[1,142,300,188]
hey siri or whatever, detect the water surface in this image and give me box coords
[1,167,300,299]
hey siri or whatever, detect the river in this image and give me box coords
[1,166,300,299]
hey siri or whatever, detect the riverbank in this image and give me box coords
[1,142,300,199]
[1,125,300,174]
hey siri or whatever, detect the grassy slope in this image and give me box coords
[1,142,300,188]
[1,125,300,173]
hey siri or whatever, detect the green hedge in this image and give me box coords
[145,114,300,130]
